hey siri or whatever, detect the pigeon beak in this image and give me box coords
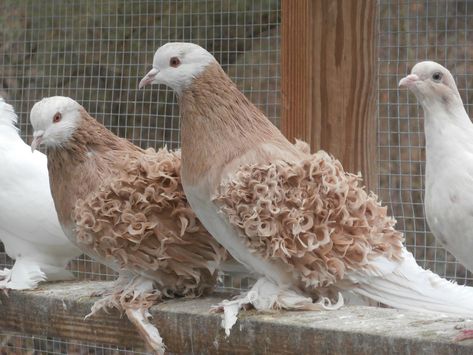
[139,68,159,89]
[399,74,420,88]
[31,131,44,152]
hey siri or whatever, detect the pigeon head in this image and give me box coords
[399,61,462,109]
[30,96,83,152]
[139,42,216,94]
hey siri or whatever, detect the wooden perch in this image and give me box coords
[1,281,473,354]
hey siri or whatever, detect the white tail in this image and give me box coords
[347,248,473,316]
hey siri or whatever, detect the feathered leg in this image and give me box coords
[86,272,135,315]
[0,259,46,290]
[126,308,165,355]
[211,277,343,336]
[0,268,11,291]
[85,272,165,353]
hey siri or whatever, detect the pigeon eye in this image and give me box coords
[170,57,181,68]
[432,72,443,82]
[53,112,62,123]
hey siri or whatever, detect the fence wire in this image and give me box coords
[0,331,150,355]
[0,0,280,282]
[0,0,472,353]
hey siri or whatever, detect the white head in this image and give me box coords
[139,42,216,94]
[30,96,83,152]
[399,61,462,110]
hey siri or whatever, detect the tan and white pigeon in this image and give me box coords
[29,96,227,354]
[400,61,473,341]
[0,97,80,290]
[140,43,473,335]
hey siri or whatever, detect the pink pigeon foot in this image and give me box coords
[455,329,473,342]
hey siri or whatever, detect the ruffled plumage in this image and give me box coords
[30,97,228,353]
[216,142,403,289]
[74,147,224,299]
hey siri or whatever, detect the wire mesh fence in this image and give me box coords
[0,331,150,355]
[0,0,280,282]
[1,0,473,352]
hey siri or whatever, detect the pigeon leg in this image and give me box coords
[126,308,165,355]
[85,273,165,352]
[87,271,133,299]
[0,268,11,282]
[211,277,344,336]
[0,268,12,290]
[2,260,46,290]
[86,271,137,315]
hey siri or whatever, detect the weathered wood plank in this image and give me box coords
[1,281,473,354]
[281,0,378,191]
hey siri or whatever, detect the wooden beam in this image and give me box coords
[281,0,378,191]
[1,281,473,354]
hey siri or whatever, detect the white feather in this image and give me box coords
[0,97,80,289]
[184,184,294,287]
[423,113,473,273]
[402,61,473,273]
[346,248,473,315]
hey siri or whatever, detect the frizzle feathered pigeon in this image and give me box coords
[400,61,473,341]
[0,97,80,290]
[140,43,473,335]
[29,96,226,354]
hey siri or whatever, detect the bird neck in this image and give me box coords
[50,113,138,162]
[178,63,290,185]
[422,100,473,177]
[45,114,139,225]
[422,98,472,137]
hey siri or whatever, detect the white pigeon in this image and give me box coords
[0,97,80,290]
[399,62,473,341]
[399,61,473,273]
[140,43,473,335]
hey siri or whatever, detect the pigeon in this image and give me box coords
[0,97,80,290]
[399,61,473,341]
[140,43,473,335]
[29,96,227,354]
[399,61,473,273]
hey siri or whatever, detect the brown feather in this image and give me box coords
[178,61,404,292]
[179,63,301,188]
[215,146,403,289]
[46,109,226,298]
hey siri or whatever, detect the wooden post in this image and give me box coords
[281,0,378,191]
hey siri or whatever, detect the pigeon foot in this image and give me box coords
[211,277,344,336]
[455,329,473,342]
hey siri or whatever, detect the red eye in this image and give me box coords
[53,112,62,123]
[170,56,181,68]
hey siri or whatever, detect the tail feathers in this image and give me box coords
[0,97,18,128]
[347,248,473,316]
[4,259,47,290]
